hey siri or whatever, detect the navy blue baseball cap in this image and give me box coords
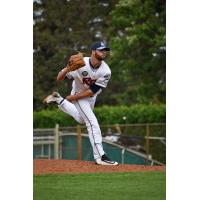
[91,41,110,51]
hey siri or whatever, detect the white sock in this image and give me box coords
[57,97,64,104]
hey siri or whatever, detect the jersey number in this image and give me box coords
[82,78,96,86]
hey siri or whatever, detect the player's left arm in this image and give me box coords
[66,89,93,102]
[66,84,101,102]
[66,72,111,102]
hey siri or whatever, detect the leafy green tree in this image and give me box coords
[33,0,165,110]
[104,0,166,105]
[33,0,119,110]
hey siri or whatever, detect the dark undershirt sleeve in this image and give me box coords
[90,83,102,94]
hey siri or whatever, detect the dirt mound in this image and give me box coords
[33,160,165,174]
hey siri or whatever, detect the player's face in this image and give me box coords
[94,49,108,61]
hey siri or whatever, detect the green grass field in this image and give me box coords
[34,172,166,200]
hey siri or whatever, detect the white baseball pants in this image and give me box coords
[58,97,105,160]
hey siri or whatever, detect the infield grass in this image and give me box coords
[34,172,165,200]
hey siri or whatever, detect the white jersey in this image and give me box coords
[65,57,111,95]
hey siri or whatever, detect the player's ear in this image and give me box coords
[91,50,96,56]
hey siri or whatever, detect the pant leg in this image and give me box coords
[58,99,84,124]
[74,98,105,160]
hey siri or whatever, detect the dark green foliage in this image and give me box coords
[95,104,165,124]
[33,0,119,110]
[33,0,166,110]
[33,109,77,128]
[106,0,166,105]
[33,104,165,128]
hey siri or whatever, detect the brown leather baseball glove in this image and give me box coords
[67,52,85,72]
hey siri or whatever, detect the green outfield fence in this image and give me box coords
[33,123,166,165]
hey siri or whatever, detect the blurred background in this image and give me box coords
[33,0,166,165]
[33,0,165,110]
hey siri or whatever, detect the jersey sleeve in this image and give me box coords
[60,68,73,79]
[95,73,111,88]
[65,72,73,79]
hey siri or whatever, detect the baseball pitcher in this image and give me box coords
[44,41,118,165]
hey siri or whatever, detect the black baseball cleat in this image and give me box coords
[96,154,119,165]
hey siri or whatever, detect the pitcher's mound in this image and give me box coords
[34,160,165,174]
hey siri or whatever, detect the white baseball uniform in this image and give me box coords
[58,57,111,160]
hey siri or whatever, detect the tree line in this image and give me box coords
[33,0,165,110]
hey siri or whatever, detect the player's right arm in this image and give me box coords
[57,53,85,82]
[57,67,69,82]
